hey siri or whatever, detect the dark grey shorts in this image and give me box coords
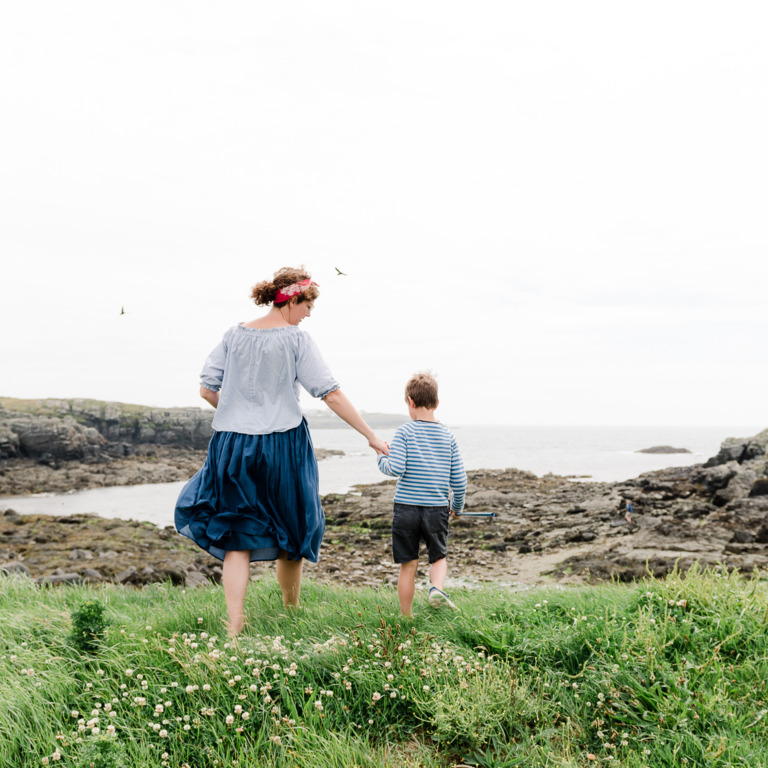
[391,503,449,564]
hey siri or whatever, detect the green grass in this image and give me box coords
[1,566,767,767]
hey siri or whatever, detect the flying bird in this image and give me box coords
[334,267,348,276]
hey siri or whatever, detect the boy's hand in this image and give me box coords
[449,508,458,518]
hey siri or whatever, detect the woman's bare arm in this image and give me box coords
[200,385,220,409]
[322,388,389,455]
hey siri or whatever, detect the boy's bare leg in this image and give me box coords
[276,551,304,607]
[222,550,251,635]
[429,557,447,591]
[398,560,419,617]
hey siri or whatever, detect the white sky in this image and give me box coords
[1,1,766,427]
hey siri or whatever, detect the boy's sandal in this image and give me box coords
[429,586,459,611]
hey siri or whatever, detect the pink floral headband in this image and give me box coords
[275,278,318,303]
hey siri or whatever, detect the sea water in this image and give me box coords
[1,424,761,528]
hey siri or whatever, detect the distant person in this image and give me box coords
[375,372,467,617]
[175,266,389,635]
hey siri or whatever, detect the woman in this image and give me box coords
[175,266,388,634]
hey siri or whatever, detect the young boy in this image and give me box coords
[376,372,467,616]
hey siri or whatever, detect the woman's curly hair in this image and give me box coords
[251,266,319,307]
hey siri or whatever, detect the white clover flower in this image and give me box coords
[159,729,168,738]
[314,701,324,711]
[242,712,250,720]
[52,750,62,762]
[203,684,211,691]
[372,692,382,701]
[91,727,100,735]
[423,685,430,692]
[106,725,116,735]
[226,715,235,725]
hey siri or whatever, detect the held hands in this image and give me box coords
[369,436,390,456]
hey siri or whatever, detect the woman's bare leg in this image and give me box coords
[222,550,251,635]
[276,552,304,607]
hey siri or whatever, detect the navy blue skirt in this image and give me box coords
[174,420,325,563]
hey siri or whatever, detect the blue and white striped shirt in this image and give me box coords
[377,420,467,512]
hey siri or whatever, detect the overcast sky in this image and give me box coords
[1,2,766,427]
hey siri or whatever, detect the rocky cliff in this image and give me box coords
[0,398,346,495]
[0,397,215,460]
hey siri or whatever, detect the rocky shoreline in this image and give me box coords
[0,397,346,496]
[2,429,767,591]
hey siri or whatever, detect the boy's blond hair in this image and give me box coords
[405,372,439,409]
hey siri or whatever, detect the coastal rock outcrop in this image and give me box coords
[0,398,342,495]
[1,426,766,590]
[0,398,215,460]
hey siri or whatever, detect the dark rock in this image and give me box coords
[749,479,768,497]
[705,429,768,467]
[1,562,31,576]
[731,531,755,544]
[568,530,597,542]
[38,572,84,585]
[184,570,209,588]
[115,566,137,583]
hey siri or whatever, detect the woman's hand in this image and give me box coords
[369,436,389,456]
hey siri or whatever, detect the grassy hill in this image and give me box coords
[2,568,768,767]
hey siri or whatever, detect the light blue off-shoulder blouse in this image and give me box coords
[200,325,340,435]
